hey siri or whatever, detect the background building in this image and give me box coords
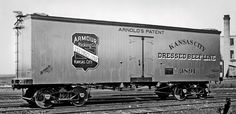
[221,15,236,78]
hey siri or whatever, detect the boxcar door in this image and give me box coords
[128,36,142,78]
[144,38,154,78]
[129,35,153,82]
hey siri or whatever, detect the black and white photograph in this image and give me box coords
[0,0,236,113]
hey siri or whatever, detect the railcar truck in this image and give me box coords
[12,14,221,108]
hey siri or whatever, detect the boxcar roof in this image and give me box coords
[29,14,221,34]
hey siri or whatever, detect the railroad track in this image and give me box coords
[0,94,21,100]
[2,97,235,114]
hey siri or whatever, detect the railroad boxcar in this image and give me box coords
[12,14,221,108]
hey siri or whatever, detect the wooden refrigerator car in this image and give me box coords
[12,14,221,108]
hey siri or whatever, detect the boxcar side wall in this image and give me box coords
[32,19,132,84]
[28,16,220,84]
[155,31,220,82]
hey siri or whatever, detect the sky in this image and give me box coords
[0,0,236,74]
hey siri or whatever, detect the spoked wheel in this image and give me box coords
[23,88,36,107]
[197,87,207,99]
[173,86,187,101]
[34,88,53,108]
[70,86,88,107]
